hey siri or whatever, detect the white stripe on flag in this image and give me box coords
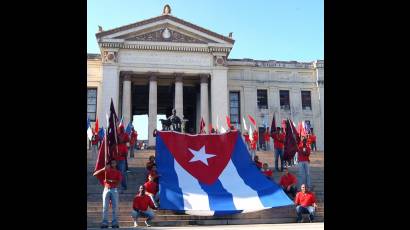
[174,159,211,211]
[218,160,266,211]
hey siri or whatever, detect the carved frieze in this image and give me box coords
[102,50,118,63]
[125,28,209,44]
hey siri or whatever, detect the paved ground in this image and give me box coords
[88,223,323,230]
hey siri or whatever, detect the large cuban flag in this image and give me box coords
[156,130,293,216]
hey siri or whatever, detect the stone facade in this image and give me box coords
[87,6,324,150]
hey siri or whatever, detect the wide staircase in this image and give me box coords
[87,148,324,228]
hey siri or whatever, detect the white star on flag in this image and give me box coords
[188,146,216,166]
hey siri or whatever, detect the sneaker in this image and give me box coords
[111,224,119,228]
[145,220,151,227]
[100,224,108,228]
[133,221,138,227]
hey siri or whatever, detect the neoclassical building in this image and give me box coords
[87,5,324,150]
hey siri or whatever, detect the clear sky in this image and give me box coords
[87,0,323,62]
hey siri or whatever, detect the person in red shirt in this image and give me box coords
[261,163,273,180]
[264,128,271,151]
[115,125,130,192]
[129,127,138,158]
[93,160,122,228]
[254,155,263,170]
[297,137,312,190]
[309,131,317,152]
[131,185,158,227]
[144,174,159,206]
[146,156,156,171]
[279,167,298,198]
[243,131,250,150]
[146,165,159,184]
[271,127,285,172]
[295,184,317,223]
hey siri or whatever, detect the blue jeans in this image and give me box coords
[274,148,284,171]
[296,205,315,222]
[102,188,119,226]
[131,209,155,221]
[117,160,127,190]
[298,161,311,189]
[249,149,256,161]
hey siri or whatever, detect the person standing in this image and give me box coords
[264,128,271,151]
[271,127,285,172]
[297,137,312,190]
[93,160,122,228]
[115,125,130,192]
[309,131,317,152]
[129,128,138,158]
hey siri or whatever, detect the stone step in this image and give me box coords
[87,216,324,227]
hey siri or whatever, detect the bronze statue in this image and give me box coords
[167,108,181,132]
[163,4,171,15]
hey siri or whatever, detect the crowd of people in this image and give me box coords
[90,119,319,228]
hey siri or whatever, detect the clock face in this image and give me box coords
[162,28,171,39]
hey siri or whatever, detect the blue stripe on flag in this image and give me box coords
[156,135,185,210]
[198,180,237,214]
[231,135,293,207]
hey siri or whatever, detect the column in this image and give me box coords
[290,88,302,123]
[200,74,209,131]
[211,69,229,131]
[315,61,324,151]
[243,86,257,129]
[148,75,157,147]
[122,75,132,125]
[174,74,183,119]
[99,64,119,124]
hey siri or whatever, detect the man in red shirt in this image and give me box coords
[297,137,312,190]
[295,184,317,223]
[309,131,317,152]
[131,185,158,227]
[144,174,159,207]
[115,125,129,192]
[271,127,285,172]
[279,167,297,198]
[129,128,138,158]
[93,160,122,228]
[261,163,273,180]
[243,131,250,150]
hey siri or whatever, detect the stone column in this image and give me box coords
[148,75,157,147]
[200,74,209,131]
[290,88,302,123]
[315,60,324,151]
[100,64,119,123]
[174,74,184,119]
[211,68,229,131]
[122,75,132,125]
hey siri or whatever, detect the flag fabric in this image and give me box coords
[98,127,105,140]
[118,116,124,127]
[87,117,93,141]
[208,124,213,133]
[155,131,293,215]
[247,115,256,127]
[249,126,253,142]
[226,116,231,129]
[242,117,248,131]
[94,118,99,134]
[94,128,108,185]
[107,99,119,158]
[304,121,312,134]
[220,127,226,134]
[200,117,206,134]
[270,115,276,135]
[283,119,300,163]
[125,122,133,135]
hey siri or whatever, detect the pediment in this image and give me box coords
[96,14,234,45]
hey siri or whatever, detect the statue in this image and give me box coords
[163,4,171,15]
[159,118,171,131]
[167,108,182,132]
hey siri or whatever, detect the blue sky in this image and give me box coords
[88,0,323,62]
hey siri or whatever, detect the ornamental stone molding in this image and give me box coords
[102,50,118,63]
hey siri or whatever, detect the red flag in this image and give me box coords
[283,119,300,163]
[248,115,256,127]
[226,116,231,129]
[94,132,108,185]
[200,117,206,134]
[94,118,99,134]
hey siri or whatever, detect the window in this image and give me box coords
[257,89,268,109]
[279,90,290,110]
[87,88,97,121]
[301,91,312,110]
[229,92,240,125]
